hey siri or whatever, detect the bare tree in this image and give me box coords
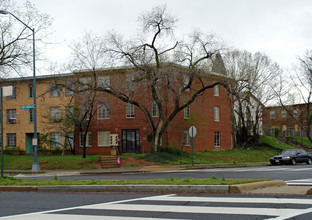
[67,5,229,153]
[223,50,281,145]
[0,0,52,76]
[274,50,312,142]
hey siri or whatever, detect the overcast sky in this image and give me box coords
[29,0,312,74]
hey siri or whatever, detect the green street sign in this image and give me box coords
[21,104,34,111]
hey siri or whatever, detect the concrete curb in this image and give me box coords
[0,180,287,194]
[37,185,229,194]
[229,180,287,193]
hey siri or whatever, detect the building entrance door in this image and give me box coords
[26,133,34,154]
[122,129,140,153]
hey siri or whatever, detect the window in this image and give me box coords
[214,131,220,147]
[184,130,190,146]
[50,132,61,148]
[80,132,92,147]
[152,101,159,117]
[270,111,275,120]
[98,131,110,147]
[282,125,287,131]
[183,74,190,91]
[214,106,220,122]
[126,74,135,91]
[213,84,219,96]
[28,84,33,98]
[79,77,91,90]
[98,76,110,89]
[29,108,34,123]
[6,85,16,100]
[65,106,74,122]
[7,109,16,124]
[6,133,16,147]
[98,103,110,119]
[65,81,74,96]
[65,132,74,148]
[281,110,286,118]
[294,108,299,117]
[184,105,190,119]
[49,82,61,97]
[126,103,135,118]
[50,107,61,122]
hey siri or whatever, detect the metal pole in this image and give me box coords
[0,88,3,177]
[31,28,39,172]
[191,129,194,167]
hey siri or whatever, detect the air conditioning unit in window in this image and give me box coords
[110,134,119,146]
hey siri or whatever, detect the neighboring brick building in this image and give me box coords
[262,104,308,136]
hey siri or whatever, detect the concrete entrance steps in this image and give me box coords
[101,156,121,168]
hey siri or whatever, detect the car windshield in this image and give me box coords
[281,150,296,155]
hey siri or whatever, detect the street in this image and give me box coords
[15,164,312,186]
[0,192,312,219]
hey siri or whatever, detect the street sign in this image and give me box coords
[189,126,197,137]
[32,138,37,146]
[21,104,34,111]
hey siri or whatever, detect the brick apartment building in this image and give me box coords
[1,65,234,155]
[1,73,74,153]
[263,104,308,136]
[73,66,233,155]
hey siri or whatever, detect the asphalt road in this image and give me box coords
[16,164,312,184]
[1,192,312,219]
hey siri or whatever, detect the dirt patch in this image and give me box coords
[120,157,155,167]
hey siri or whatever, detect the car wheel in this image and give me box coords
[291,158,296,165]
[271,161,276,165]
[307,158,312,165]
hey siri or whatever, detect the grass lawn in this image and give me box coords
[2,155,101,170]
[0,176,269,186]
[292,137,312,148]
[259,135,295,150]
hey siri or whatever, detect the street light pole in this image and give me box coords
[0,9,40,172]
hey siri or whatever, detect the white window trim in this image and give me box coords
[270,111,275,120]
[98,76,110,89]
[152,101,159,117]
[213,83,219,96]
[80,132,92,147]
[98,103,110,120]
[214,106,220,122]
[50,132,62,148]
[98,130,111,147]
[184,105,190,119]
[281,110,286,118]
[126,103,135,118]
[184,130,190,146]
[214,131,220,147]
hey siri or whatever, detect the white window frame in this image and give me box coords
[152,101,159,117]
[65,132,74,147]
[7,109,16,124]
[184,130,190,146]
[126,103,135,118]
[213,84,219,96]
[281,110,286,118]
[184,105,190,119]
[270,110,275,120]
[98,103,110,119]
[183,74,190,91]
[214,131,220,147]
[50,106,61,122]
[79,77,91,89]
[126,74,135,91]
[98,130,111,147]
[50,132,61,148]
[6,133,16,147]
[80,132,92,147]
[65,81,74,96]
[294,108,299,117]
[98,76,110,89]
[214,106,220,122]
[49,82,61,97]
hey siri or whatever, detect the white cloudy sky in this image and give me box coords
[29,0,312,74]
